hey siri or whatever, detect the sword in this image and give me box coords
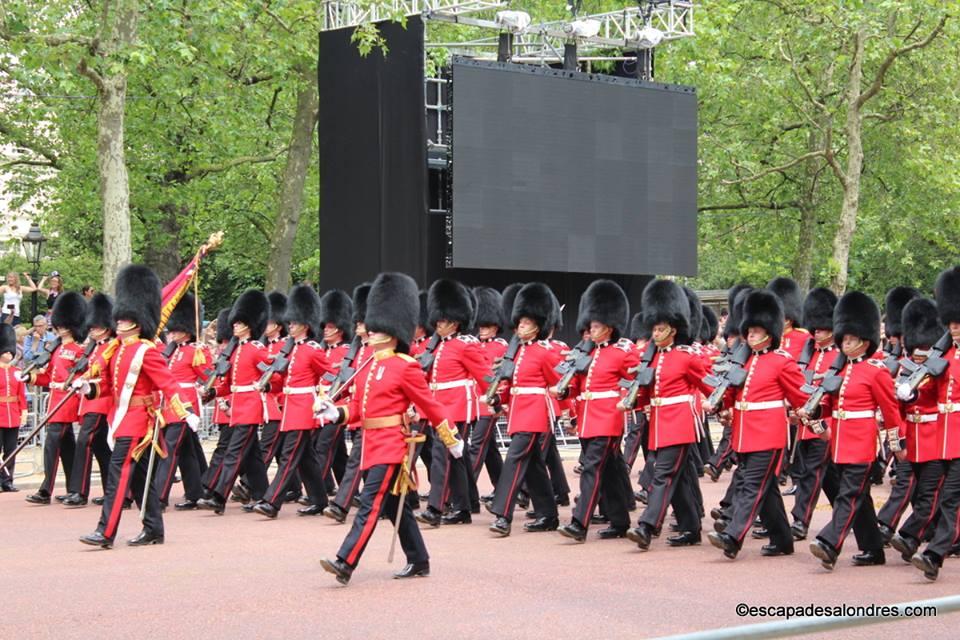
[139,412,165,522]
[388,432,426,563]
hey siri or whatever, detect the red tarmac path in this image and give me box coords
[3,456,958,639]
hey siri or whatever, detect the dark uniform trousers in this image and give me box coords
[213,423,268,502]
[877,460,917,530]
[262,429,328,510]
[790,438,830,527]
[428,421,472,513]
[0,428,19,483]
[573,436,630,530]
[922,458,960,563]
[67,413,111,498]
[623,412,647,470]
[202,425,233,493]
[96,436,163,541]
[899,461,946,543]
[40,422,76,496]
[413,419,434,484]
[540,428,570,500]
[469,415,503,488]
[725,449,793,551]
[333,429,364,511]
[262,421,302,498]
[639,450,656,491]
[332,433,348,483]
[155,422,207,504]
[816,463,883,554]
[337,463,428,569]
[639,444,700,533]
[708,424,735,471]
[313,422,345,503]
[491,431,557,522]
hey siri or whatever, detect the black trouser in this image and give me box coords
[573,436,630,530]
[725,449,792,552]
[790,438,830,527]
[709,424,735,471]
[682,445,705,518]
[540,429,570,499]
[638,450,656,491]
[412,420,434,485]
[95,437,163,541]
[213,424,267,502]
[816,462,882,554]
[923,458,960,564]
[67,413,111,498]
[718,465,742,514]
[202,424,232,492]
[337,463,428,569]
[623,412,646,470]
[469,415,503,488]
[697,416,715,463]
[877,458,917,530]
[0,428,19,484]
[333,429,364,511]
[40,422,75,496]
[639,444,700,533]
[332,433,348,483]
[900,460,946,543]
[155,422,206,504]
[262,429,328,511]
[428,421,472,513]
[491,431,557,522]
[314,422,345,505]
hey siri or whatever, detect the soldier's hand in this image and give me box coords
[185,412,201,430]
[448,437,464,459]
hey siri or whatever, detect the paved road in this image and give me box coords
[3,458,958,639]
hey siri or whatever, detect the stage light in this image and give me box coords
[564,19,601,39]
[635,25,664,48]
[495,11,531,33]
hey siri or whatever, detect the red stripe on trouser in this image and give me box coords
[888,473,917,525]
[79,431,94,496]
[440,448,452,506]
[160,426,187,502]
[268,431,304,504]
[345,466,395,566]
[473,421,493,476]
[917,475,945,539]
[502,435,538,517]
[104,446,136,539]
[263,424,281,463]
[581,439,614,526]
[802,444,831,525]
[318,425,342,478]
[221,427,255,495]
[654,444,687,528]
[836,466,871,548]
[734,451,780,544]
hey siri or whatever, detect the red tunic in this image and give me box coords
[781,328,811,361]
[477,337,508,417]
[903,373,940,463]
[214,340,270,426]
[343,350,453,470]
[500,340,563,436]
[934,344,960,460]
[798,344,839,442]
[79,340,114,417]
[635,345,712,449]
[566,340,638,439]
[0,363,28,428]
[264,338,285,422]
[279,340,331,432]
[160,342,209,426]
[723,349,809,453]
[343,343,372,431]
[32,341,84,423]
[821,357,902,464]
[427,334,489,424]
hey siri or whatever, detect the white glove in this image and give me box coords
[808,419,826,435]
[316,399,340,424]
[15,371,30,382]
[448,437,464,459]
[896,382,916,402]
[70,378,91,396]
[886,428,903,452]
[185,412,201,431]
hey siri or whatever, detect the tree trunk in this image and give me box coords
[793,128,821,290]
[142,203,183,283]
[98,74,132,294]
[265,68,319,292]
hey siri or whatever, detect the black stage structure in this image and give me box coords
[319,18,698,343]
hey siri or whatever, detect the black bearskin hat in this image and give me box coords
[352,282,372,325]
[548,288,563,334]
[215,308,232,344]
[86,293,115,333]
[740,290,784,350]
[0,325,15,357]
[884,286,920,338]
[577,279,629,339]
[724,286,753,340]
[364,272,419,353]
[50,291,88,342]
[319,289,354,341]
[511,283,556,341]
[700,306,719,345]
[641,280,689,339]
[285,284,322,338]
[681,287,703,346]
[267,290,288,335]
[474,287,504,329]
[228,289,269,340]
[902,298,943,354]
[113,265,160,340]
[165,293,199,340]
[418,291,433,337]
[802,287,838,332]
[465,288,479,335]
[629,312,649,342]
[501,284,524,331]
[766,277,803,325]
[833,291,880,351]
[427,279,474,330]
[934,266,960,326]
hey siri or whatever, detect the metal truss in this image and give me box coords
[320,0,507,32]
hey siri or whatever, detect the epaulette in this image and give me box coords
[140,339,156,349]
[397,353,417,363]
[867,359,887,370]
[306,340,321,349]
[251,340,265,348]
[676,345,695,354]
[552,339,569,349]
[456,334,479,344]
[615,339,633,353]
[494,337,509,346]
[60,350,78,361]
[773,349,793,359]
[538,340,554,350]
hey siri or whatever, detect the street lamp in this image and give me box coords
[21,222,45,319]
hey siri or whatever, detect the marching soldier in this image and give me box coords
[199,308,234,501]
[24,291,87,505]
[469,287,508,495]
[259,291,291,496]
[62,293,115,507]
[316,272,464,585]
[77,264,201,548]
[406,289,435,500]
[807,291,903,571]
[767,277,809,360]
[0,325,27,492]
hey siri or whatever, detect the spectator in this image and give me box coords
[2,272,43,326]
[13,324,28,365]
[22,315,57,366]
[39,271,64,312]
[81,285,96,300]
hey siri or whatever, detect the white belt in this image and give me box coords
[511,387,546,396]
[178,382,196,389]
[832,409,876,420]
[907,414,938,424]
[430,379,475,391]
[231,384,259,393]
[650,394,694,407]
[939,403,960,414]
[735,400,785,411]
[578,390,621,401]
[284,386,317,396]
[49,382,68,391]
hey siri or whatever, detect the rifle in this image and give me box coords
[20,337,62,378]
[161,340,178,360]
[322,335,362,398]
[200,336,239,395]
[256,336,296,391]
[483,335,521,408]
[1,388,78,473]
[554,339,596,398]
[415,334,442,373]
[896,331,953,401]
[703,341,752,410]
[882,341,903,377]
[388,433,426,562]
[617,342,657,411]
[797,337,816,384]
[799,351,848,417]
